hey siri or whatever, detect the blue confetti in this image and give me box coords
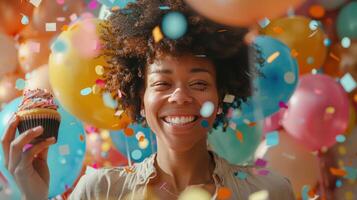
[341,37,351,48]
[235,171,248,180]
[159,6,170,10]
[102,92,118,109]
[336,134,346,143]
[162,11,187,40]
[131,149,142,160]
[200,101,214,118]
[266,131,279,147]
[258,18,270,28]
[309,20,319,31]
[201,119,209,128]
[21,14,29,25]
[324,38,331,47]
[80,87,92,96]
[344,166,357,180]
[335,179,342,187]
[340,73,357,93]
[301,185,310,200]
[15,79,26,90]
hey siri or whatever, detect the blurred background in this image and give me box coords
[0,0,357,199]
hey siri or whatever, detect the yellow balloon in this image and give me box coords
[49,19,131,130]
[261,16,328,75]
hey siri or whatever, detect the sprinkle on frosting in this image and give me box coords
[18,89,59,111]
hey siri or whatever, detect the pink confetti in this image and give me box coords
[56,0,65,5]
[88,0,98,10]
[278,101,288,109]
[257,169,270,176]
[95,79,105,88]
[255,158,267,167]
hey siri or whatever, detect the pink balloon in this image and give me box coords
[282,74,349,151]
[263,109,285,134]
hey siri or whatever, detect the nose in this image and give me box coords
[168,87,193,105]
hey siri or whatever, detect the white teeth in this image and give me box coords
[164,116,196,124]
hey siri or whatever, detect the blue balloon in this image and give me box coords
[110,124,157,163]
[162,12,188,40]
[208,122,263,164]
[0,165,21,200]
[0,98,86,198]
[234,36,299,124]
[337,2,357,39]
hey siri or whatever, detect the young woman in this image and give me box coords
[2,0,295,199]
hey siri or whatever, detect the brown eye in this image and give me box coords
[190,81,208,91]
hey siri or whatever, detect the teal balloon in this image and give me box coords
[208,122,263,164]
[110,124,157,163]
[98,0,136,8]
[0,98,86,198]
[337,2,357,39]
[235,36,298,124]
[0,165,21,200]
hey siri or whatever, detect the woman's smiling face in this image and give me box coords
[143,54,219,151]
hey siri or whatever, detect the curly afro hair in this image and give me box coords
[100,0,263,131]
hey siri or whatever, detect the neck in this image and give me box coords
[155,137,215,192]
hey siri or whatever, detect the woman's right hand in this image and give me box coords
[1,114,56,200]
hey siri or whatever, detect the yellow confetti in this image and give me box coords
[249,190,269,200]
[139,138,149,149]
[325,106,335,114]
[95,65,104,75]
[101,142,111,152]
[338,146,347,156]
[345,191,354,200]
[92,84,101,94]
[101,130,110,140]
[267,51,280,63]
[152,26,163,43]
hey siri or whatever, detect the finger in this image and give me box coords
[8,126,44,173]
[19,137,56,169]
[1,114,19,169]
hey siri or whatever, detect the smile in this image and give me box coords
[162,115,199,125]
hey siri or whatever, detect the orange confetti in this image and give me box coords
[236,130,243,142]
[124,128,134,136]
[138,135,145,142]
[152,26,163,43]
[217,187,232,200]
[248,122,257,127]
[329,52,340,61]
[79,134,84,141]
[291,49,299,58]
[329,167,347,177]
[124,167,135,173]
[272,26,284,34]
[309,5,325,19]
[61,24,69,31]
[267,51,280,63]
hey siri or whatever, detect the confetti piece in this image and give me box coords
[323,38,331,47]
[309,5,325,18]
[336,135,346,143]
[131,149,142,160]
[278,101,288,109]
[28,42,40,53]
[114,110,124,117]
[272,26,284,34]
[235,171,248,180]
[344,166,357,180]
[102,92,118,109]
[135,131,145,140]
[217,187,232,200]
[236,130,243,142]
[338,146,346,155]
[309,20,319,31]
[330,167,347,177]
[21,14,29,25]
[59,145,70,156]
[340,73,357,92]
[201,119,209,128]
[139,138,149,149]
[15,79,26,90]
[336,179,342,187]
[124,167,135,173]
[229,122,237,130]
[124,128,134,136]
[95,79,106,88]
[22,144,33,152]
[79,134,85,141]
[92,84,101,94]
[290,49,298,58]
[70,14,78,22]
[162,12,187,40]
[95,65,105,75]
[266,131,279,147]
[46,23,57,32]
[200,101,214,118]
[255,158,267,167]
[341,37,351,48]
[257,169,270,176]
[249,190,269,200]
[101,142,110,152]
[301,185,310,200]
[56,0,65,5]
[30,0,42,7]
[329,52,340,61]
[267,51,280,63]
[80,87,92,96]
[88,0,99,10]
[223,94,235,103]
[284,72,295,84]
[159,6,170,10]
[325,106,335,114]
[258,18,270,28]
[61,24,69,31]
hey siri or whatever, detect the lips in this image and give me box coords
[162,115,199,125]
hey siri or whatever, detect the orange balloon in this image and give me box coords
[18,36,53,73]
[261,16,328,75]
[0,1,33,35]
[184,0,305,27]
[259,131,320,197]
[32,0,85,34]
[0,71,24,103]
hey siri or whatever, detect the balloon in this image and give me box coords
[24,65,52,92]
[0,165,21,200]
[208,122,263,164]
[235,36,298,123]
[322,42,343,78]
[0,1,33,35]
[18,36,53,73]
[261,16,328,75]
[0,33,18,76]
[256,131,320,196]
[49,19,131,130]
[0,98,86,198]
[0,72,23,103]
[316,0,348,10]
[337,2,357,39]
[263,109,285,134]
[282,74,349,151]
[32,0,85,35]
[184,0,305,27]
[110,124,157,163]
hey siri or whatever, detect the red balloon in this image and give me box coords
[282,74,349,151]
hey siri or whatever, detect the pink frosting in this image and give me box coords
[18,89,58,111]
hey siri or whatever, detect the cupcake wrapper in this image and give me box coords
[17,114,60,144]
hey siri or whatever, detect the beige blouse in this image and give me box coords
[69,152,295,200]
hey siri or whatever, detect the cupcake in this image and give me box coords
[17,89,61,143]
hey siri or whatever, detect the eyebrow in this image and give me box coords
[149,67,213,75]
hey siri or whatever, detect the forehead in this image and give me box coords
[146,54,216,76]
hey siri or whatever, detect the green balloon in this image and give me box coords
[208,122,262,165]
[337,2,357,39]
